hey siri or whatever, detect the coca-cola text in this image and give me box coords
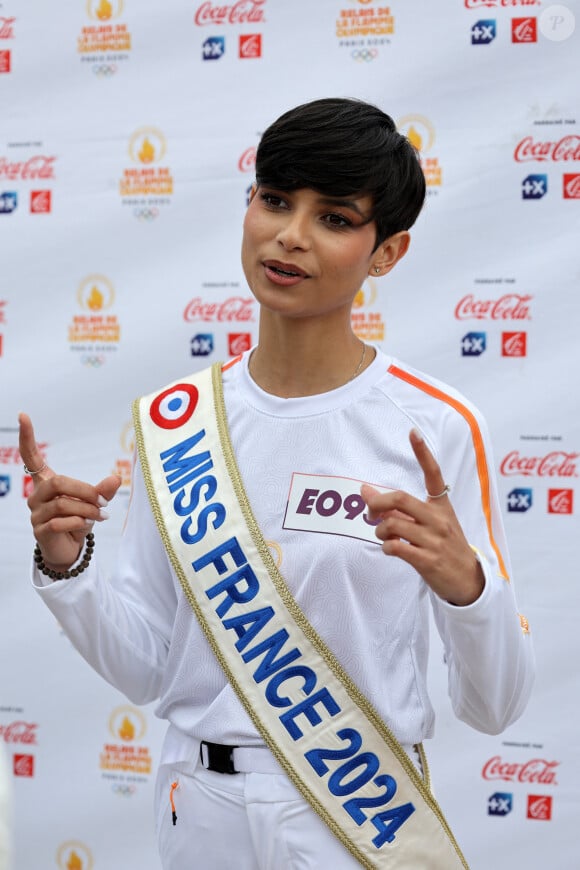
[183,296,255,322]
[514,135,580,162]
[482,756,559,785]
[194,0,266,26]
[455,293,532,320]
[500,450,579,477]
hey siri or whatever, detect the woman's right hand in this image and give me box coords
[19,412,122,573]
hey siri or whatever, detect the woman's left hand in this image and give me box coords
[361,428,484,606]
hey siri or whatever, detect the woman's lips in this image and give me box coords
[263,260,310,286]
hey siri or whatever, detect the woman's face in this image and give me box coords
[241,186,381,322]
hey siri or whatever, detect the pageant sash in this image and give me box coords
[133,363,469,870]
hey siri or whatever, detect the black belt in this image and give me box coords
[199,740,239,774]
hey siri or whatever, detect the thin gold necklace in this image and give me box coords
[349,341,367,381]
[249,342,368,392]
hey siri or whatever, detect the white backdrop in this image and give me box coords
[1,1,579,868]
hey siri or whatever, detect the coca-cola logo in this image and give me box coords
[465,0,540,7]
[500,450,579,477]
[194,0,266,26]
[454,293,532,320]
[514,135,580,162]
[0,156,56,180]
[183,296,255,322]
[0,721,38,744]
[564,173,580,199]
[482,756,559,785]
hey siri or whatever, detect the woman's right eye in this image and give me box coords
[259,192,288,209]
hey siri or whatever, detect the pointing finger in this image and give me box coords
[409,428,450,503]
[18,412,52,483]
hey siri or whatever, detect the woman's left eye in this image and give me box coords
[322,213,352,228]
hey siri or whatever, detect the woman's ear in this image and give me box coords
[370,231,411,277]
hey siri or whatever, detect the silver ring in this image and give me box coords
[427,484,451,499]
[23,462,47,476]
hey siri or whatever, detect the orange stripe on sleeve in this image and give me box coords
[388,364,509,581]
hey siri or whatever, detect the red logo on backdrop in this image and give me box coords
[455,293,532,320]
[13,754,34,777]
[482,756,559,785]
[194,0,266,26]
[0,50,10,73]
[0,721,38,744]
[500,450,579,477]
[527,795,552,820]
[30,190,51,213]
[238,147,256,172]
[184,297,254,322]
[465,0,540,7]
[0,17,16,39]
[548,488,574,514]
[512,17,537,42]
[228,332,252,355]
[502,331,527,356]
[563,174,580,199]
[239,33,262,58]
[0,156,56,180]
[514,135,580,162]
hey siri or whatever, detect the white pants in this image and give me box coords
[155,759,363,870]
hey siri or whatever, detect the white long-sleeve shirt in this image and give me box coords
[33,348,534,765]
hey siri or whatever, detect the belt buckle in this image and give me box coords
[200,740,238,775]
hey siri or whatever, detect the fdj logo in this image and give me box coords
[507,488,532,513]
[488,792,513,817]
[461,332,486,357]
[471,20,496,44]
[522,175,547,200]
[191,334,214,357]
[203,36,225,60]
[0,475,10,497]
[0,192,17,214]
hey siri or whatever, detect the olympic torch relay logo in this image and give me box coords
[120,127,174,219]
[336,2,394,59]
[68,275,121,365]
[100,706,153,791]
[351,278,385,342]
[77,0,132,77]
[56,842,94,870]
[397,115,441,191]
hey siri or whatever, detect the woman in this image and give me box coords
[19,97,534,869]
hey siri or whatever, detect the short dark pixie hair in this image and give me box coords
[255,97,426,248]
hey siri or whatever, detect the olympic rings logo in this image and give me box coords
[112,783,137,797]
[351,48,378,62]
[81,354,106,367]
[92,64,117,77]
[133,207,159,221]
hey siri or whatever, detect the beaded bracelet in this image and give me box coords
[34,532,95,581]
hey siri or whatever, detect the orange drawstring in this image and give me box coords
[170,780,179,826]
